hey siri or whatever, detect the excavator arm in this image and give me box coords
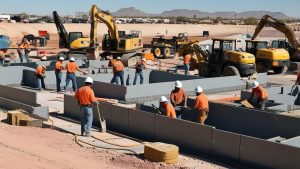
[252,15,300,49]
[53,11,70,49]
[90,5,119,48]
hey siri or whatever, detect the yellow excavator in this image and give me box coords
[179,38,257,77]
[252,15,300,62]
[245,40,289,74]
[87,5,143,66]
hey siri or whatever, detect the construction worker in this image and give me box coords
[17,38,30,63]
[170,81,188,117]
[194,86,209,125]
[159,96,176,118]
[75,77,108,137]
[249,81,269,110]
[133,58,147,85]
[55,57,65,92]
[35,65,46,91]
[110,57,125,85]
[65,57,86,92]
[183,52,192,75]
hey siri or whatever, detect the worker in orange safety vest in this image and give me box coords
[248,81,269,110]
[193,86,209,125]
[110,57,125,85]
[159,96,177,118]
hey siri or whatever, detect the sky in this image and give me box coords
[0,0,299,17]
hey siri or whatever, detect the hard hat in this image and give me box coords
[142,58,146,62]
[175,80,183,88]
[253,81,259,88]
[59,57,64,61]
[160,96,168,102]
[195,86,203,93]
[84,77,93,84]
[69,57,75,62]
[106,55,111,59]
[116,57,121,60]
[42,65,46,69]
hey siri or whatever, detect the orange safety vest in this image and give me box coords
[113,61,124,72]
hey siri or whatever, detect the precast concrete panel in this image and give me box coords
[240,135,300,169]
[0,66,32,85]
[207,102,278,139]
[155,115,213,154]
[96,102,112,128]
[149,70,200,83]
[64,94,81,121]
[274,114,300,138]
[111,106,129,133]
[0,85,37,106]
[92,81,127,100]
[211,129,241,161]
[128,109,156,140]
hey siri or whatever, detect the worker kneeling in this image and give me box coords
[170,80,187,118]
[194,86,209,125]
[248,81,268,110]
[159,96,177,118]
[75,77,108,137]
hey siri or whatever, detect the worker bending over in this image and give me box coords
[183,52,192,75]
[133,58,147,85]
[111,57,125,85]
[194,86,209,125]
[249,81,268,110]
[159,96,176,118]
[65,57,86,92]
[55,57,65,92]
[35,65,46,91]
[170,81,188,117]
[75,77,108,137]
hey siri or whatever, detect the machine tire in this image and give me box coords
[273,66,288,74]
[222,66,240,77]
[153,47,161,58]
[198,62,211,77]
[162,48,171,58]
[256,61,267,73]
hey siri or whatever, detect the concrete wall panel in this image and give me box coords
[128,109,156,140]
[0,85,37,106]
[212,129,241,160]
[111,106,129,133]
[155,115,213,154]
[240,135,300,169]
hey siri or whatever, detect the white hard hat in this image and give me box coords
[175,80,183,88]
[84,77,93,84]
[69,57,75,62]
[106,55,111,59]
[195,86,203,93]
[116,57,121,60]
[253,81,259,88]
[59,57,64,61]
[142,58,146,62]
[160,96,168,102]
[42,65,46,69]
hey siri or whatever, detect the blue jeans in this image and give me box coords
[66,73,77,92]
[36,75,45,90]
[24,49,30,62]
[183,64,190,75]
[133,72,144,85]
[80,106,93,135]
[55,71,62,92]
[111,71,124,85]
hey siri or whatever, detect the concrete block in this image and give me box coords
[240,135,300,169]
[111,105,129,133]
[0,85,37,106]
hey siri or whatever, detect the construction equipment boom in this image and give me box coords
[88,5,143,66]
[252,15,300,61]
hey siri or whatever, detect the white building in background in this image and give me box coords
[0,15,10,21]
[75,12,89,17]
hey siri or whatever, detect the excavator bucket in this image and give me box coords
[87,47,99,60]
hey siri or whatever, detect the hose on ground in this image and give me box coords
[74,134,140,156]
